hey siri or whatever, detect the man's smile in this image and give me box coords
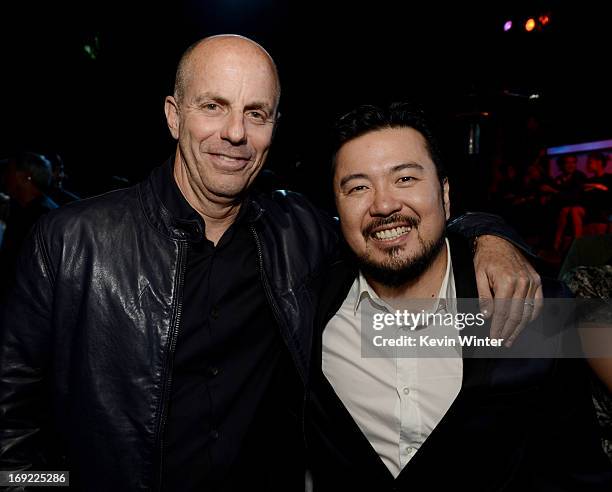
[371,225,412,241]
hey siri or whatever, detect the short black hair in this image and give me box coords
[330,102,446,183]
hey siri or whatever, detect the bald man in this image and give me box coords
[0,35,540,491]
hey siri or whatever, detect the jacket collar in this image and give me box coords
[138,156,263,241]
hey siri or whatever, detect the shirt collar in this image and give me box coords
[154,157,254,239]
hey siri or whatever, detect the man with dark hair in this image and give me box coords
[305,102,612,491]
[1,39,540,491]
[330,103,539,340]
[331,102,444,177]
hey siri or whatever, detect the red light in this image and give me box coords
[539,15,550,26]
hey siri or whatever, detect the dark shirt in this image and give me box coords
[156,161,301,491]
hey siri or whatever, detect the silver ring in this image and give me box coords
[524,300,535,307]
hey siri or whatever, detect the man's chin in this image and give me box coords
[207,177,253,200]
[357,234,446,288]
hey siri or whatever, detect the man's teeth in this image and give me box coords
[374,226,412,240]
[218,154,244,162]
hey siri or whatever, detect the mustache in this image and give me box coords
[362,213,420,238]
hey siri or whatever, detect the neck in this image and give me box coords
[173,157,242,245]
[366,242,448,303]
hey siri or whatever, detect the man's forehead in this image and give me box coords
[186,55,279,105]
[346,127,428,153]
[337,129,433,172]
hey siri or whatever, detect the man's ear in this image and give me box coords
[164,96,180,140]
[443,178,451,220]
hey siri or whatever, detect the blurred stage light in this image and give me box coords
[525,18,536,32]
[548,139,612,156]
[539,15,550,26]
[503,20,513,31]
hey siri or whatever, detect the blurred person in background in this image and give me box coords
[552,154,587,251]
[46,153,80,206]
[0,152,57,296]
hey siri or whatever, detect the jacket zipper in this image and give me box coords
[249,225,305,381]
[154,240,187,491]
[249,225,312,471]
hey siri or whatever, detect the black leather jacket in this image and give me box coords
[0,164,528,490]
[0,165,339,491]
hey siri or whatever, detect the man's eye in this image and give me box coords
[348,185,368,194]
[202,103,220,112]
[246,111,267,122]
[398,176,415,183]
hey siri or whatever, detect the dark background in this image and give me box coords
[1,0,610,211]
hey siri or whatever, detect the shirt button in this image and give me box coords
[403,387,410,395]
[208,366,219,377]
[210,306,219,319]
[210,430,219,440]
[406,447,414,454]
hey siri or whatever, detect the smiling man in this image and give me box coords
[1,38,543,491]
[164,38,279,243]
[305,102,612,491]
[335,126,450,298]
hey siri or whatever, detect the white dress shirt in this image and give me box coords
[322,239,463,477]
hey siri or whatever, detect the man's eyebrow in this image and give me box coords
[192,93,230,106]
[339,163,426,188]
[391,162,425,173]
[191,94,273,112]
[245,101,274,113]
[339,173,369,188]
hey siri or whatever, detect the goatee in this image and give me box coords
[357,232,446,288]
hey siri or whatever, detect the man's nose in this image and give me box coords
[369,189,402,217]
[220,111,247,145]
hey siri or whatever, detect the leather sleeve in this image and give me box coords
[0,220,55,475]
[447,211,536,258]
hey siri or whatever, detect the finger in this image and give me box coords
[520,262,543,323]
[476,271,494,320]
[507,271,540,345]
[489,278,515,340]
[506,299,534,347]
[499,276,531,346]
[490,298,510,340]
[531,277,544,322]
